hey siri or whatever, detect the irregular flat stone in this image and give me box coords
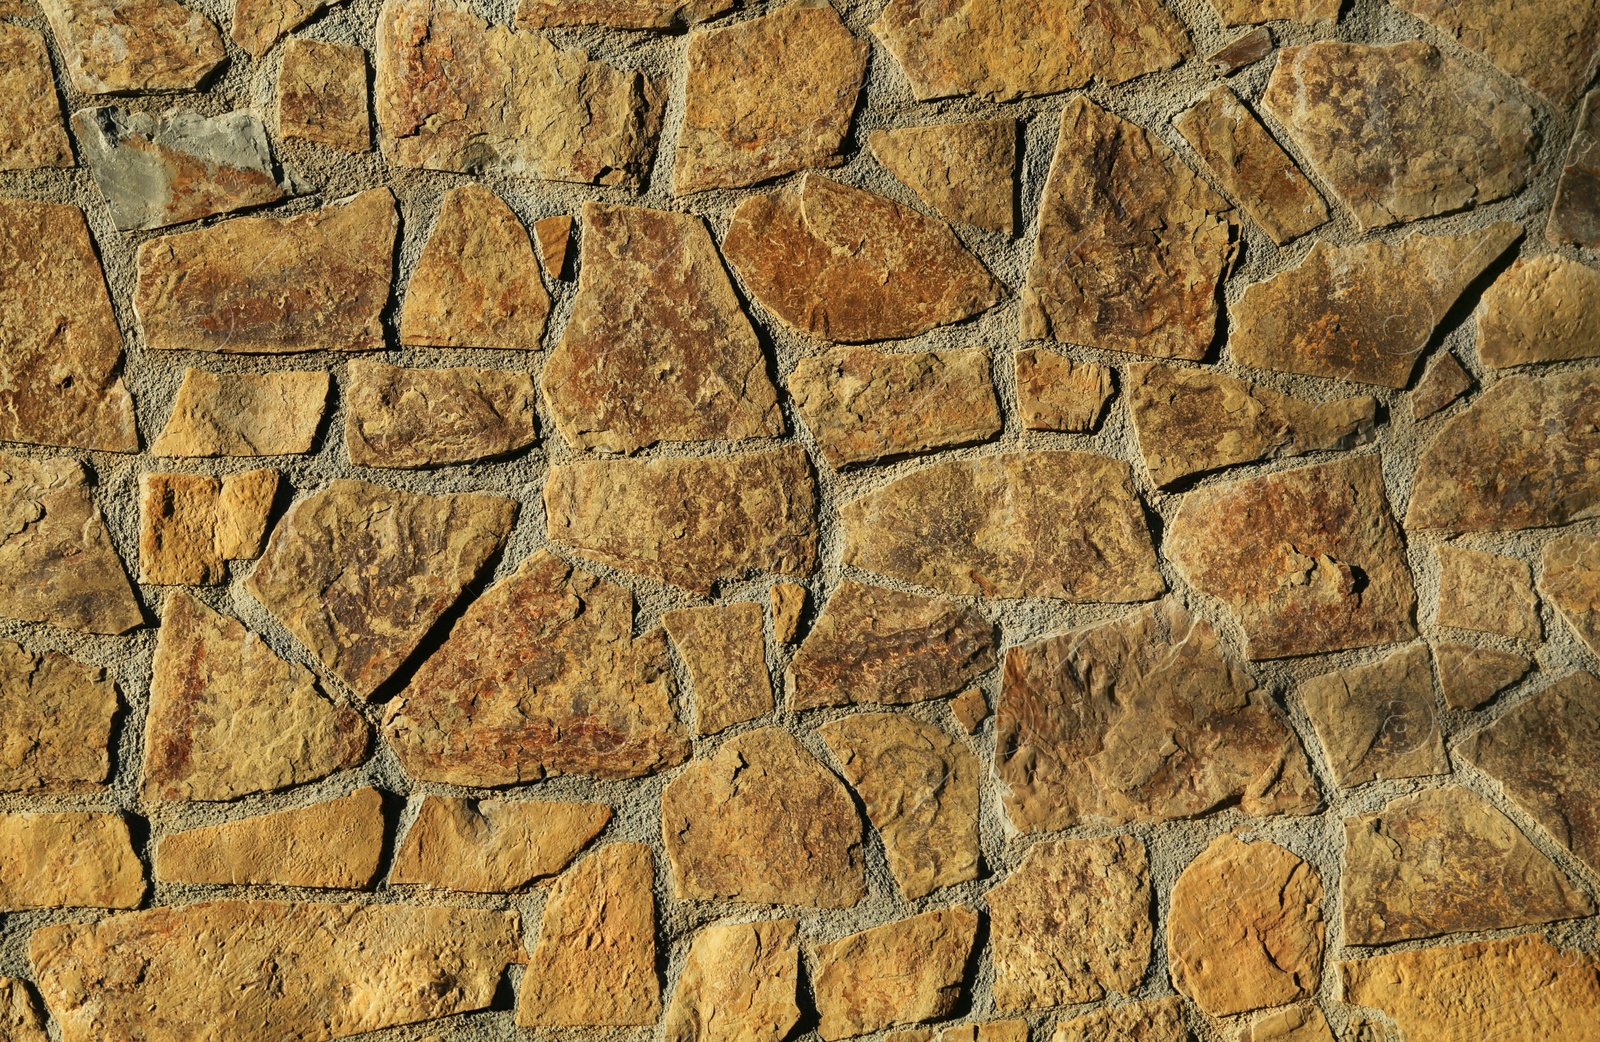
[1261,42,1536,230]
[0,641,116,794]
[787,345,1000,467]
[820,713,980,900]
[0,813,142,910]
[233,0,336,56]
[153,369,328,457]
[247,480,516,697]
[1167,456,1417,658]
[1229,223,1521,387]
[998,600,1319,832]
[1436,545,1541,640]
[1014,350,1113,433]
[942,1024,1027,1042]
[215,469,279,559]
[544,447,817,594]
[812,907,978,1040]
[1245,1006,1335,1042]
[661,726,865,908]
[771,582,806,643]
[390,796,611,892]
[136,189,397,354]
[32,901,524,1042]
[543,203,781,453]
[949,688,987,733]
[0,26,72,170]
[987,836,1151,1010]
[788,581,995,711]
[1550,91,1600,248]
[155,788,385,889]
[870,118,1016,232]
[1297,646,1446,788]
[0,199,136,452]
[1053,997,1188,1042]
[399,184,549,350]
[41,0,223,93]
[871,0,1190,102]
[518,0,731,28]
[532,214,571,277]
[1543,534,1600,657]
[1129,364,1377,487]
[518,844,658,1027]
[1021,97,1235,360]
[1406,369,1600,531]
[723,174,1003,343]
[1209,0,1339,24]
[0,979,46,1042]
[278,38,370,152]
[1409,353,1473,420]
[345,359,537,469]
[1478,255,1600,368]
[664,603,771,736]
[376,0,664,187]
[1396,0,1600,104]
[841,450,1163,600]
[1209,27,1274,75]
[1167,834,1324,1017]
[663,919,799,1042]
[0,454,141,635]
[383,551,687,785]
[1433,641,1531,710]
[139,471,279,584]
[1341,934,1600,1042]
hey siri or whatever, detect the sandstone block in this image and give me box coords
[0,26,72,170]
[1432,641,1530,710]
[390,796,611,892]
[1209,0,1338,24]
[1436,545,1541,640]
[233,0,335,56]
[1244,1006,1334,1042]
[1208,27,1274,75]
[518,0,731,28]
[0,641,117,794]
[1053,997,1188,1042]
[1550,90,1600,248]
[153,369,328,457]
[41,0,223,93]
[1477,255,1600,368]
[345,360,537,469]
[155,788,384,889]
[0,978,46,1042]
[1395,0,1600,104]
[139,470,279,584]
[811,907,978,1040]
[870,118,1016,232]
[949,688,987,734]
[278,38,370,152]
[771,582,807,643]
[1014,350,1113,433]
[0,812,143,910]
[1296,646,1447,788]
[1543,533,1600,658]
[664,603,771,736]
[662,919,800,1042]
[532,214,571,277]
[1408,353,1473,420]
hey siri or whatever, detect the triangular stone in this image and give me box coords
[1433,642,1531,710]
[869,118,1015,233]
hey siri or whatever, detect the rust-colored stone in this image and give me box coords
[1477,255,1600,368]
[663,919,800,1042]
[517,0,732,28]
[233,0,335,56]
[664,603,771,736]
[811,907,978,1040]
[345,360,537,469]
[1436,545,1541,640]
[1409,353,1473,420]
[278,38,370,152]
[0,641,116,795]
[1543,533,1600,658]
[155,788,386,889]
[870,118,1016,232]
[771,582,807,644]
[1297,646,1446,788]
[1433,641,1530,710]
[1208,27,1274,75]
[1013,349,1113,433]
[0,812,143,910]
[1209,0,1339,24]
[390,796,611,892]
[41,0,223,93]
[152,369,328,457]
[1395,0,1600,105]
[0,26,71,170]
[532,214,571,278]
[1550,90,1600,248]
[1053,997,1189,1042]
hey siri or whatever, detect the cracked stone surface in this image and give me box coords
[278,38,370,152]
[345,360,537,468]
[152,369,328,457]
[1014,350,1113,433]
[154,788,385,889]
[0,25,71,170]
[1477,255,1600,368]
[662,919,800,1042]
[1394,0,1600,105]
[869,117,1016,232]
[1542,533,1600,659]
[1432,641,1530,710]
[518,0,732,28]
[1296,645,1447,788]
[811,907,978,1040]
[0,812,143,910]
[139,470,280,584]
[663,603,771,736]
[41,0,224,93]
[1436,545,1541,640]
[390,796,611,892]
[0,641,116,795]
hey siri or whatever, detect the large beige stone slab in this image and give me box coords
[1436,545,1541,640]
[811,907,978,1040]
[155,788,385,889]
[1052,997,1188,1042]
[152,369,328,457]
[1395,0,1600,104]
[278,38,369,152]
[0,641,116,794]
[234,0,336,56]
[1208,0,1339,25]
[1478,255,1600,368]
[0,812,143,910]
[1297,646,1446,788]
[517,0,732,28]
[41,0,223,93]
[390,796,611,892]
[0,978,47,1042]
[1014,350,1113,433]
[1543,533,1600,657]
[1433,641,1530,710]
[663,603,771,736]
[0,26,72,170]
[1550,91,1600,248]
[870,118,1016,232]
[663,919,800,1042]
[345,360,537,469]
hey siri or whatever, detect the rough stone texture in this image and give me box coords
[41,0,224,93]
[1167,456,1418,659]
[1405,369,1600,532]
[869,118,1016,232]
[661,727,865,908]
[1014,349,1113,433]
[278,38,370,153]
[723,174,1003,343]
[1022,97,1234,361]
[811,907,978,1040]
[1244,1006,1335,1042]
[0,641,116,794]
[139,470,279,584]
[136,188,397,354]
[1128,363,1377,487]
[0,26,72,170]
[518,0,731,28]
[662,919,800,1042]
[1395,0,1600,105]
[1477,255,1600,368]
[154,788,385,889]
[820,713,980,900]
[1543,534,1600,658]
[1433,641,1530,710]
[997,600,1320,833]
[543,203,781,453]
[674,1,867,195]
[949,688,987,733]
[31,901,524,1042]
[532,214,571,277]
[986,836,1151,1011]
[0,978,47,1042]
[1210,0,1338,24]
[0,199,137,453]
[390,796,611,892]
[1550,90,1600,248]
[544,447,818,594]
[1209,26,1274,73]
[870,0,1191,102]
[0,812,143,910]
[1052,997,1189,1042]
[518,843,658,1027]
[788,581,995,711]
[1167,834,1324,1017]
[247,480,516,698]
[1229,223,1521,388]
[1436,545,1541,640]
[771,582,806,643]
[215,469,279,559]
[375,0,664,187]
[1408,353,1473,421]
[663,603,771,736]
[841,450,1163,600]
[152,369,329,457]
[233,0,334,56]
[345,359,537,469]
[1296,646,1447,788]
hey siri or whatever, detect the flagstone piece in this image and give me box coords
[1436,545,1541,640]
[41,0,224,93]
[949,688,987,734]
[0,812,143,910]
[663,603,771,736]
[771,582,807,644]
[870,118,1016,232]
[152,370,328,457]
[0,26,72,171]
[0,641,117,794]
[233,0,337,56]
[1394,0,1600,105]
[154,788,386,889]
[517,0,732,28]
[344,360,537,469]
[1550,90,1600,248]
[1296,645,1447,788]
[1053,997,1189,1042]
[390,796,611,892]
[811,907,978,1040]
[278,38,370,152]
[1433,642,1531,710]
[1209,0,1340,24]
[1543,533,1600,658]
[1013,350,1113,433]
[532,214,571,277]
[1409,353,1473,420]
[1477,255,1600,368]
[0,979,46,1042]
[662,919,800,1042]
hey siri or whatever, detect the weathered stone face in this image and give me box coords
[811,907,978,1040]
[1013,350,1113,433]
[663,919,800,1042]
[155,788,386,889]
[1296,645,1447,788]
[0,979,47,1042]
[1550,91,1600,248]
[345,360,537,469]
[0,812,144,910]
[517,0,732,28]
[0,641,116,795]
[771,583,807,644]
[532,214,571,277]
[1409,353,1473,420]
[1543,534,1600,658]
[152,369,329,457]
[41,0,224,93]
[1478,255,1600,368]
[1436,545,1541,640]
[1208,27,1274,74]
[949,688,987,734]
[233,0,333,56]
[139,470,278,584]
[215,470,279,559]
[1433,641,1530,710]
[1244,1006,1335,1042]
[1395,0,1600,105]
[0,26,71,170]
[870,118,1016,232]
[278,38,371,152]
[663,603,771,736]
[1053,997,1188,1042]
[390,796,611,892]
[1209,0,1338,24]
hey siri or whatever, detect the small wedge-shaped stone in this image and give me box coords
[0,812,143,910]
[1209,0,1338,24]
[384,551,687,785]
[41,0,223,93]
[279,38,370,152]
[0,454,141,634]
[663,919,800,1042]
[1409,353,1473,420]
[0,641,116,794]
[1406,369,1600,532]
[987,836,1151,1010]
[812,907,978,1040]
[1053,997,1188,1042]
[787,345,1000,467]
[1437,545,1541,640]
[1434,642,1530,710]
[346,360,537,469]
[137,189,397,354]
[518,844,659,1027]
[661,727,865,908]
[1544,534,1600,658]
[871,0,1190,102]
[545,447,818,594]
[1168,456,1417,658]
[675,1,867,194]
[32,901,525,1042]
[1021,98,1235,361]
[998,600,1319,832]
[1297,646,1446,788]
[820,713,980,900]
[544,203,781,453]
[1394,0,1600,105]
[139,470,279,584]
[216,469,279,558]
[949,688,987,733]
[772,583,807,643]
[391,796,611,892]
[1550,91,1600,248]
[663,603,772,736]
[788,581,995,711]
[233,0,335,56]
[1014,350,1113,432]
[533,215,571,277]
[153,370,328,457]
[155,788,385,889]
[1478,256,1600,368]
[0,26,71,170]
[1129,364,1377,487]
[0,199,136,452]
[1230,223,1521,388]
[376,0,664,187]
[0,979,47,1042]
[724,174,1003,343]
[248,480,516,697]
[1261,42,1535,230]
[842,450,1163,601]
[870,118,1016,233]
[518,0,731,28]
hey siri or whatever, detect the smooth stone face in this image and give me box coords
[542,203,781,453]
[986,836,1151,1011]
[1167,456,1418,659]
[662,919,800,1042]
[663,603,772,736]
[532,214,571,277]
[723,174,1003,344]
[0,26,72,170]
[811,907,978,1040]
[139,471,278,584]
[1297,645,1447,788]
[841,450,1164,601]
[0,979,47,1042]
[384,551,686,785]
[1550,91,1600,248]
[517,0,732,28]
[1477,255,1600,368]
[152,369,329,457]
[1210,0,1339,24]
[949,688,987,734]
[41,0,224,93]
[1432,641,1530,710]
[233,0,332,56]
[0,641,116,794]
[345,360,537,468]
[660,727,865,908]
[1543,534,1600,658]
[1052,997,1188,1042]
[0,812,143,910]
[1436,545,1541,640]
[1409,353,1473,420]
[278,38,370,152]
[998,601,1320,833]
[155,788,386,889]
[1395,0,1600,104]
[136,188,397,354]
[390,796,611,892]
[1021,97,1235,361]
[869,118,1016,232]
[1014,350,1113,433]
[771,582,806,643]
[1245,1006,1335,1042]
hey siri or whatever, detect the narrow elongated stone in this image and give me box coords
[1209,0,1339,24]
[1543,534,1600,658]
[41,0,224,93]
[1433,641,1530,710]
[0,979,46,1042]
[870,118,1016,232]
[1297,646,1446,788]
[663,604,771,736]
[518,0,732,28]
[233,0,335,56]
[1014,350,1113,432]
[155,788,385,889]
[1208,27,1274,74]
[216,469,279,558]
[1409,353,1473,420]
[153,369,328,457]
[1478,256,1600,368]
[812,907,978,1040]
[0,813,143,910]
[0,641,116,794]
[278,38,370,152]
[0,26,71,170]
[663,919,800,1042]
[1436,545,1541,640]
[390,796,611,892]
[345,360,537,469]
[1053,997,1188,1042]
[771,583,806,643]
[1550,91,1600,247]
[1394,0,1600,105]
